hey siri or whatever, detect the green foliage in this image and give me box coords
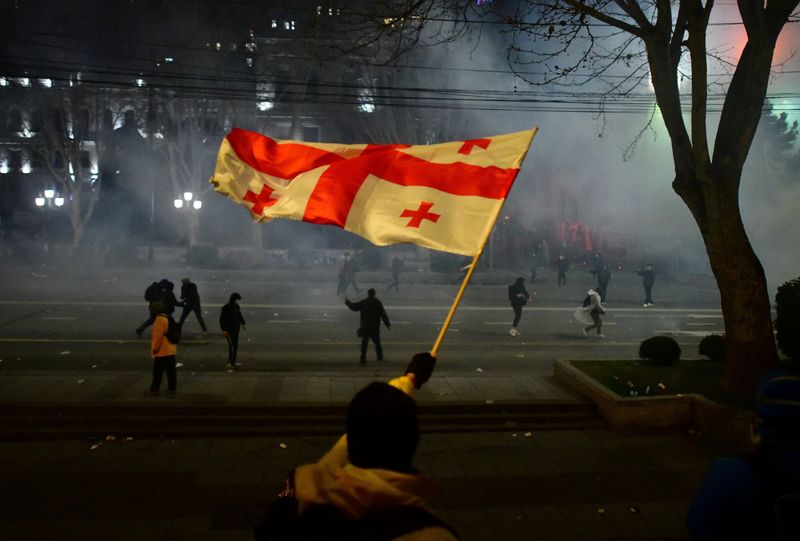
[639,335,682,366]
[185,244,218,267]
[698,334,726,362]
[776,276,800,361]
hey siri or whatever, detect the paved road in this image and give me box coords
[0,302,723,370]
[0,265,723,372]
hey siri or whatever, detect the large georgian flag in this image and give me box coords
[211,127,536,256]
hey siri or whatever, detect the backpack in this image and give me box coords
[164,316,182,345]
[144,282,161,303]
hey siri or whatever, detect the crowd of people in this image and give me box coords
[135,276,245,395]
[136,250,661,394]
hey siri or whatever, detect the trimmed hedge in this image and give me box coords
[776,276,800,361]
[639,335,682,366]
[698,334,726,362]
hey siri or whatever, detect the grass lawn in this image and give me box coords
[571,359,757,411]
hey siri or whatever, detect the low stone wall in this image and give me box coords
[555,359,757,454]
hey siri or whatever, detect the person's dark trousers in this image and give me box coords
[644,284,653,304]
[150,355,177,392]
[226,331,240,364]
[558,272,566,286]
[360,332,383,363]
[598,284,608,302]
[512,304,523,327]
[337,274,346,294]
[389,273,400,292]
[179,304,207,331]
[136,314,155,335]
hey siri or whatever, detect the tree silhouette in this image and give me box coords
[325,0,800,394]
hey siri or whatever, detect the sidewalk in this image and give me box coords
[0,429,714,541]
[0,364,719,540]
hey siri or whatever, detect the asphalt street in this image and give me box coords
[0,265,723,372]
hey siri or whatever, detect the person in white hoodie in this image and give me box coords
[573,288,606,338]
[254,352,457,541]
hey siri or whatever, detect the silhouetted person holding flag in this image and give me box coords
[253,352,457,540]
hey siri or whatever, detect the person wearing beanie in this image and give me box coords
[254,352,457,540]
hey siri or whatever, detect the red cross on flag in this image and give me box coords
[211,128,536,256]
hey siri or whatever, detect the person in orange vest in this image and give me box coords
[143,305,178,396]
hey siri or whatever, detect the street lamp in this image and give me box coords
[174,191,202,245]
[34,188,65,254]
[175,191,202,210]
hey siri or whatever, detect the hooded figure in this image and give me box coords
[573,288,606,338]
[254,353,457,541]
[507,277,530,336]
[219,293,246,368]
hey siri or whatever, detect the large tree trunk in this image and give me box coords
[679,171,778,395]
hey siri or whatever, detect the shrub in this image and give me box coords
[698,334,726,362]
[185,244,218,267]
[776,276,800,361]
[639,335,682,366]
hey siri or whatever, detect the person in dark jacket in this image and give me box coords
[687,365,800,541]
[135,279,176,337]
[591,263,612,303]
[253,353,457,541]
[160,279,181,316]
[219,292,246,369]
[556,254,568,286]
[346,288,390,365]
[508,277,530,336]
[637,264,656,307]
[178,277,207,332]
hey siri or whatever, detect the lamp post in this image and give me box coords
[174,191,202,245]
[34,188,65,254]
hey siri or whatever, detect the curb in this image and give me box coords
[554,359,757,454]
[0,400,603,440]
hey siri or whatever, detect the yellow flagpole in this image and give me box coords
[429,248,485,357]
